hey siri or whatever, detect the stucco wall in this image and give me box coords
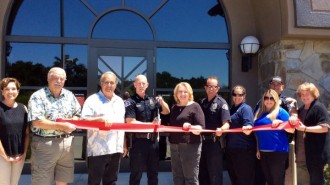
[222,0,259,105]
[0,0,11,77]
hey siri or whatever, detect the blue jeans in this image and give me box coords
[170,143,202,185]
[199,141,223,185]
[129,138,159,185]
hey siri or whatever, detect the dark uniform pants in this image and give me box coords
[225,148,256,185]
[129,138,159,185]
[199,141,223,185]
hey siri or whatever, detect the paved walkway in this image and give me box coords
[19,172,231,185]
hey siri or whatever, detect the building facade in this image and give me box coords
[1,0,330,108]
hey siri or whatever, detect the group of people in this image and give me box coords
[0,66,329,185]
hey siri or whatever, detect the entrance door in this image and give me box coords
[88,47,154,97]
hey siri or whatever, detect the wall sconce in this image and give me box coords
[239,36,260,72]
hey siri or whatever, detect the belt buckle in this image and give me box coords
[147,133,150,139]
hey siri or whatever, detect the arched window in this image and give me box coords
[4,0,230,104]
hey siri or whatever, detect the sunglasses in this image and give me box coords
[263,96,275,101]
[232,93,244,97]
[206,85,219,89]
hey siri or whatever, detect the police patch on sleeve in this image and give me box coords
[222,104,229,110]
[124,100,131,107]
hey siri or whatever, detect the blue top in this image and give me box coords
[227,102,256,149]
[254,108,289,152]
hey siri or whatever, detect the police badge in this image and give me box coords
[212,102,217,110]
[149,98,155,106]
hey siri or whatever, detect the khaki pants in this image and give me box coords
[0,155,25,185]
[31,136,74,185]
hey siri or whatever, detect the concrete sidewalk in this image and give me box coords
[19,172,173,185]
[19,172,231,185]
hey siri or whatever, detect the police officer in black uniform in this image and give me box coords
[253,76,297,185]
[254,76,297,114]
[199,76,231,185]
[125,74,170,185]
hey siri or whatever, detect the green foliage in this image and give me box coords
[325,163,330,185]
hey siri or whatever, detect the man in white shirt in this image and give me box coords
[81,71,127,185]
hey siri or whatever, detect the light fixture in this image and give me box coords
[239,36,260,72]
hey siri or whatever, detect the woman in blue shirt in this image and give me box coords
[226,85,256,185]
[254,89,294,185]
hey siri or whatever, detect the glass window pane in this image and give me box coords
[125,0,163,16]
[157,48,229,90]
[64,45,88,87]
[152,1,228,42]
[6,43,61,86]
[156,90,230,108]
[84,0,120,14]
[64,1,95,38]
[10,0,60,36]
[16,90,35,106]
[92,11,153,40]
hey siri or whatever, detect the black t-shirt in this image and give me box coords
[0,102,28,157]
[169,102,205,144]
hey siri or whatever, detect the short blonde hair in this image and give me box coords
[297,82,320,99]
[173,82,194,104]
[254,89,280,121]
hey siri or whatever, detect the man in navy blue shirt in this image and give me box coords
[125,74,170,185]
[199,76,231,185]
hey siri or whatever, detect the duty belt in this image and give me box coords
[134,133,154,139]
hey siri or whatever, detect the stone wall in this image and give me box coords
[258,40,330,110]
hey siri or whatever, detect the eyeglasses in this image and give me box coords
[206,85,219,89]
[102,81,116,85]
[263,96,275,101]
[232,93,244,97]
[50,76,66,82]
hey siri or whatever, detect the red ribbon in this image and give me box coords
[57,119,298,133]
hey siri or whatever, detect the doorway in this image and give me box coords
[88,47,155,97]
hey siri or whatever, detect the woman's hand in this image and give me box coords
[182,122,191,131]
[271,119,282,128]
[215,128,223,136]
[191,125,202,135]
[289,115,300,126]
[242,125,253,135]
[256,150,261,160]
